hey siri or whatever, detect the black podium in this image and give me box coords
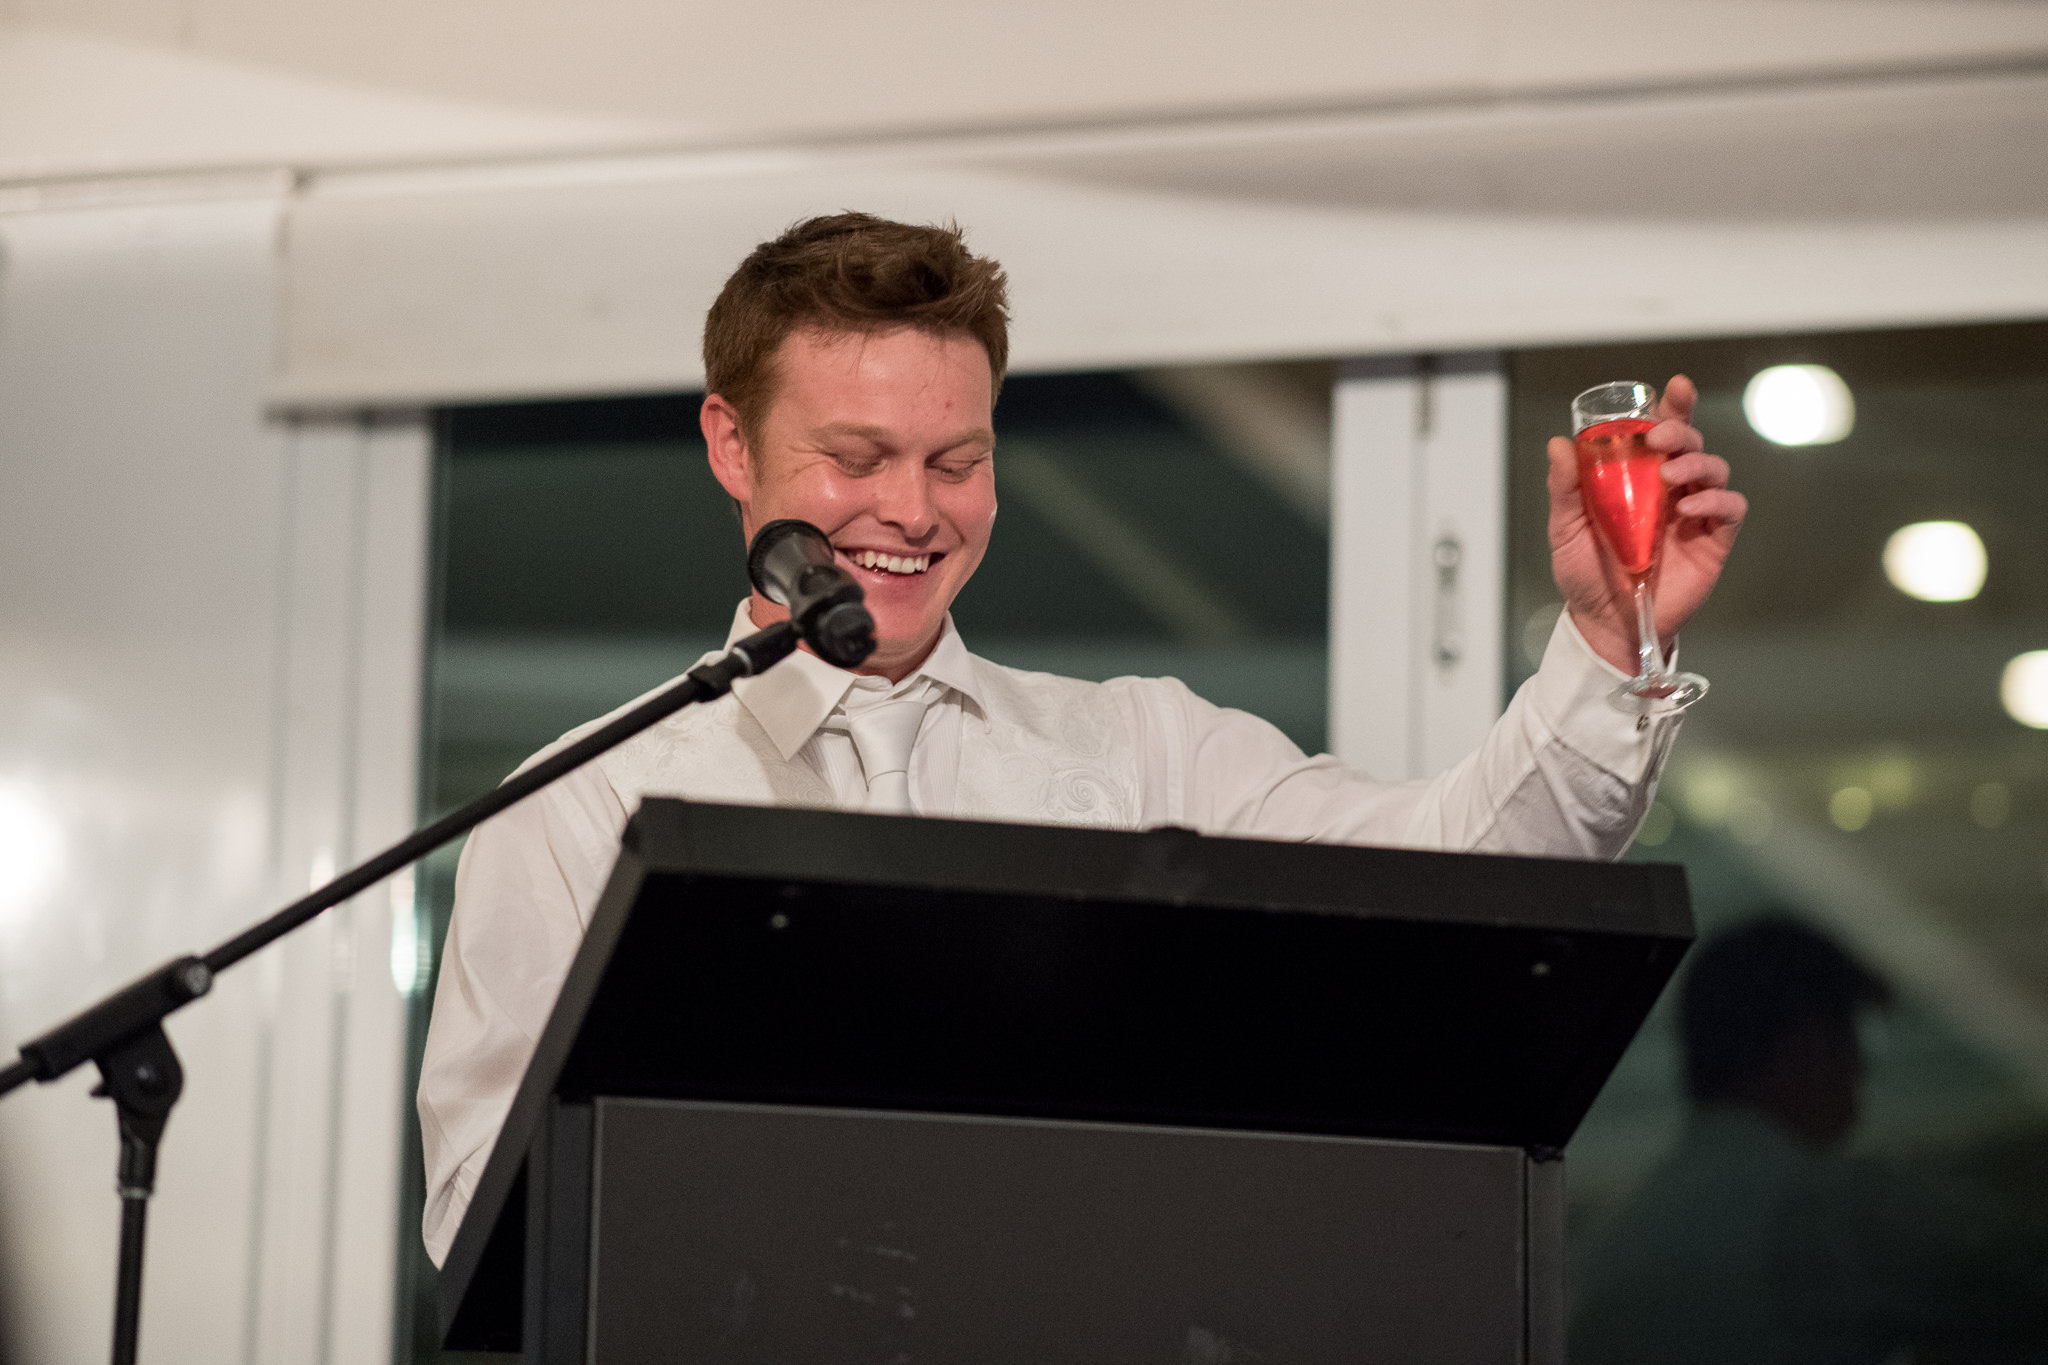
[438,799,1691,1363]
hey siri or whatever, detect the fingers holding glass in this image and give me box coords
[1571,381,1710,714]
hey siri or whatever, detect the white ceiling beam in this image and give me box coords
[267,66,2048,410]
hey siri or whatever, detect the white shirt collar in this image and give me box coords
[722,600,984,761]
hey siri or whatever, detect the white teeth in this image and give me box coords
[849,550,929,574]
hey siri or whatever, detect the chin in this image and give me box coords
[870,626,938,660]
[861,612,940,659]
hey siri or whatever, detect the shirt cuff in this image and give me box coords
[1527,611,1675,779]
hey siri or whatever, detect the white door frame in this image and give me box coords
[1329,353,1507,781]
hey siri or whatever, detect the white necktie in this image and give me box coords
[845,689,933,814]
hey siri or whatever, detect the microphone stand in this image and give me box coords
[0,621,800,1365]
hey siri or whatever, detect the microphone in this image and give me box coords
[746,520,877,669]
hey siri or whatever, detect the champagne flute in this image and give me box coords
[1571,381,1709,713]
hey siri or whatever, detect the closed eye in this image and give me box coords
[931,452,991,482]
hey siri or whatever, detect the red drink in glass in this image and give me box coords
[1567,379,1707,714]
[1574,417,1664,578]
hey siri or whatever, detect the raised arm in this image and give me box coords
[1177,374,1744,856]
[1175,608,1675,858]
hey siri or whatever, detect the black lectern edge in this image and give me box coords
[623,798,1695,940]
[438,798,1693,1344]
[1545,928,1690,1150]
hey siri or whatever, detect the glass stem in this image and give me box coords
[1633,578,1661,681]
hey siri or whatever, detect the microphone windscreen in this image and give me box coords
[747,520,835,606]
[744,519,875,668]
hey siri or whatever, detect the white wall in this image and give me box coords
[0,194,424,1363]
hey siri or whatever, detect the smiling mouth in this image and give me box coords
[845,548,936,576]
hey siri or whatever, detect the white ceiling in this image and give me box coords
[7,0,2045,402]
[5,0,2048,179]
[1004,72,2048,223]
[0,26,675,181]
[272,75,2048,406]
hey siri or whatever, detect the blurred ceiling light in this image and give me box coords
[0,781,64,923]
[1742,364,1855,446]
[1829,786,1874,832]
[1681,765,1737,825]
[2001,651,2048,729]
[1867,753,1917,810]
[1883,521,1986,602]
[1968,781,2011,829]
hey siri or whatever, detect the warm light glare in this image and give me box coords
[1868,754,1917,810]
[1829,786,1874,832]
[2002,652,2048,729]
[0,781,63,923]
[1883,521,1986,602]
[1743,364,1855,445]
[1682,765,1737,825]
[309,846,337,892]
[389,868,421,995]
[1969,782,2011,829]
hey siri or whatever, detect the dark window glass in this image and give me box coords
[1510,322,2048,1360]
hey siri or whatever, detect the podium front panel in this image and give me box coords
[585,1098,1545,1364]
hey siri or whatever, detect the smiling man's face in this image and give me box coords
[703,325,998,681]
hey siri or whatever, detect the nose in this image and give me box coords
[872,457,937,540]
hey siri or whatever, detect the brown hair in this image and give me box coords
[703,212,1010,437]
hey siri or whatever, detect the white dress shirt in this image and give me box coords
[418,602,1677,1265]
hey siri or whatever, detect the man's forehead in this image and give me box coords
[768,326,994,437]
[803,419,995,451]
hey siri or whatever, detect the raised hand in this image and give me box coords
[1547,375,1748,675]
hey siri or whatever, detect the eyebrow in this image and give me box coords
[809,422,996,452]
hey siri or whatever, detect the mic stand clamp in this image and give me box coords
[92,1026,184,1365]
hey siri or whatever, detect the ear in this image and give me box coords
[702,393,754,506]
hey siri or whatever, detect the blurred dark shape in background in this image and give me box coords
[1574,916,2048,1365]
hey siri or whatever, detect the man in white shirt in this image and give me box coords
[418,212,1747,1265]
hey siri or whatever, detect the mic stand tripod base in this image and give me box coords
[91,1025,184,1365]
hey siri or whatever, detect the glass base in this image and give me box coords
[1610,670,1708,716]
